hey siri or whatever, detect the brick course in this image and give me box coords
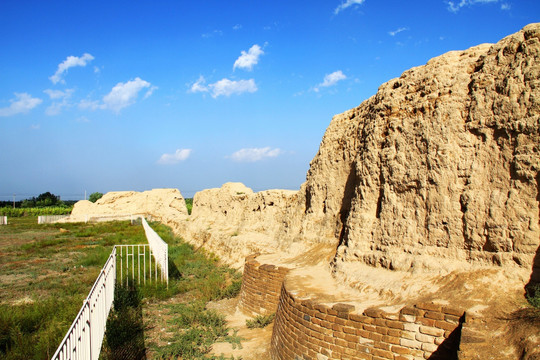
[238,255,290,315]
[270,283,465,360]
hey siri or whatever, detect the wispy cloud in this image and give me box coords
[44,88,74,115]
[233,24,242,30]
[0,93,42,117]
[334,0,365,15]
[500,2,510,10]
[102,77,153,112]
[190,76,209,93]
[233,44,264,71]
[388,27,409,36]
[158,149,192,165]
[446,0,499,12]
[314,70,347,92]
[49,53,94,84]
[229,147,282,162]
[202,30,223,38]
[190,76,257,98]
[78,77,154,113]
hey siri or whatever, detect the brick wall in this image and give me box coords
[270,281,465,360]
[238,255,290,316]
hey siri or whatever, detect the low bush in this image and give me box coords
[246,313,275,329]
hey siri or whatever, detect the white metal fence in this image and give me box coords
[141,217,168,287]
[116,244,167,287]
[51,218,169,360]
[0,216,6,225]
[51,248,116,360]
[38,215,70,224]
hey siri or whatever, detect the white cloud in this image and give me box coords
[49,53,94,84]
[446,0,498,12]
[30,124,40,130]
[233,44,264,71]
[202,30,223,38]
[210,78,257,98]
[44,89,74,115]
[77,77,153,113]
[158,149,192,165]
[334,0,365,14]
[79,99,100,110]
[388,27,409,36]
[0,93,42,117]
[102,77,152,112]
[501,2,510,10]
[190,77,257,98]
[229,147,282,162]
[314,70,347,92]
[233,24,242,30]
[190,76,209,93]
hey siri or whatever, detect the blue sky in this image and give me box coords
[0,0,538,200]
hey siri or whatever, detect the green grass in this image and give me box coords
[0,216,243,360]
[246,313,275,329]
[0,217,147,360]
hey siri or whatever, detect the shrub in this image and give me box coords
[526,283,540,308]
[88,192,103,203]
[246,313,275,329]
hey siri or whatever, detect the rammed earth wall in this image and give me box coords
[238,255,290,316]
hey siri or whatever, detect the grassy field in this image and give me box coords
[0,217,242,360]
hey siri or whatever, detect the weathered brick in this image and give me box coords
[333,303,356,313]
[350,313,374,324]
[416,302,442,312]
[425,311,445,320]
[421,342,438,353]
[419,326,444,337]
[434,320,456,331]
[442,306,463,317]
[418,318,435,327]
[382,335,400,345]
[444,314,461,324]
[382,312,400,321]
[364,308,384,318]
[391,345,412,355]
[400,338,422,349]
[415,333,435,343]
[387,320,404,330]
[372,347,394,359]
[400,313,417,323]
[403,322,420,332]
[314,304,330,313]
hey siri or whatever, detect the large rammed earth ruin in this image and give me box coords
[67,23,540,359]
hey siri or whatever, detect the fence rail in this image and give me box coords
[51,218,168,360]
[38,215,70,224]
[0,216,6,225]
[51,248,116,360]
[142,218,168,286]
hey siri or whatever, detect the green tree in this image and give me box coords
[89,192,104,203]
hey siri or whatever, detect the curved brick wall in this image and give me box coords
[270,281,465,360]
[238,255,290,315]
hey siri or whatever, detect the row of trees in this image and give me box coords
[0,192,104,208]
